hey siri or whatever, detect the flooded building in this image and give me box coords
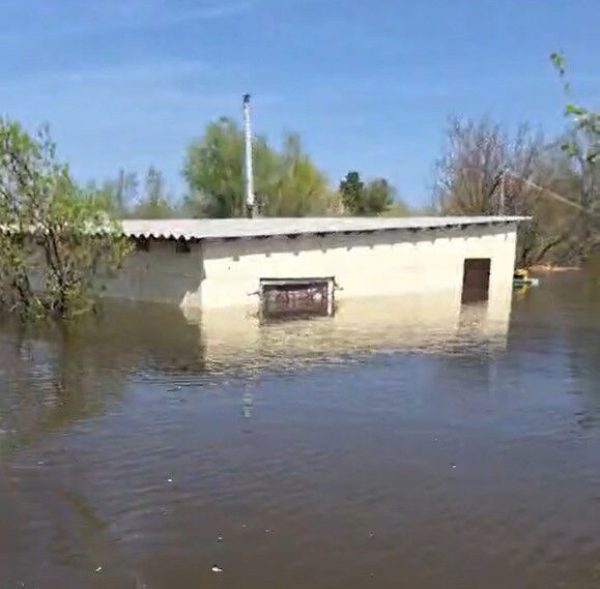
[107,217,525,317]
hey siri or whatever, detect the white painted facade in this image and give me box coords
[103,219,519,315]
[105,240,204,307]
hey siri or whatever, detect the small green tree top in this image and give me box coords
[551,51,600,165]
[364,178,396,214]
[339,172,397,215]
[339,171,365,214]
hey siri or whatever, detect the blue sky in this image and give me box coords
[1,0,598,206]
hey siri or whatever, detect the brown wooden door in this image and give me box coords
[461,258,491,304]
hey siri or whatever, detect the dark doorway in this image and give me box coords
[461,258,491,304]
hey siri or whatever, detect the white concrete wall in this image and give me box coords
[201,223,518,311]
[100,223,517,314]
[103,240,203,306]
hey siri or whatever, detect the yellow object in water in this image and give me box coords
[514,268,529,279]
[513,268,540,287]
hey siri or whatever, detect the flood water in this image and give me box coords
[1,273,599,589]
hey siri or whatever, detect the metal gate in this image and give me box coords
[259,278,335,321]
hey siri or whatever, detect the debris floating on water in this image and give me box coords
[450,463,457,469]
[95,566,103,573]
[211,565,223,573]
[167,478,173,483]
[217,536,224,543]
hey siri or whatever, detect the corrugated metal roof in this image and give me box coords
[121,216,528,241]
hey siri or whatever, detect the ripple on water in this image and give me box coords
[1,277,600,588]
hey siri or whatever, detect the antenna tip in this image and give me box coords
[243,93,251,104]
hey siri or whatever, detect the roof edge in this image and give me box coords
[120,216,530,241]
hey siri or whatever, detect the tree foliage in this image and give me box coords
[184,118,252,218]
[0,119,130,320]
[260,134,338,216]
[131,166,177,219]
[182,118,341,217]
[431,115,599,265]
[87,169,139,217]
[433,117,543,216]
[339,171,364,214]
[433,108,600,266]
[551,53,600,165]
[339,171,399,215]
[88,167,179,219]
[380,199,412,217]
[364,178,397,214]
[550,52,600,261]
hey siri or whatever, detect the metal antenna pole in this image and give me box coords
[243,94,254,218]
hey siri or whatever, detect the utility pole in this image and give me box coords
[243,93,254,218]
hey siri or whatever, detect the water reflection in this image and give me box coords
[0,305,206,454]
[0,290,512,453]
[1,276,600,589]
[507,271,600,433]
[194,288,512,374]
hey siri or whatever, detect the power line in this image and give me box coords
[461,165,599,218]
[503,169,600,219]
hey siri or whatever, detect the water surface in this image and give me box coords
[1,273,599,589]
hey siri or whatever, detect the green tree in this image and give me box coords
[183,117,276,218]
[131,166,178,219]
[339,172,398,215]
[339,171,365,214]
[0,119,130,320]
[183,118,338,218]
[261,134,336,216]
[114,169,139,214]
[87,169,138,218]
[364,178,396,214]
[551,52,600,261]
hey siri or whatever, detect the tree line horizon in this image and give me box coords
[83,54,598,268]
[84,117,411,220]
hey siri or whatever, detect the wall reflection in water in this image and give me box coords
[0,286,512,452]
[190,286,512,372]
[4,274,600,589]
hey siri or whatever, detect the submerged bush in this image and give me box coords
[0,118,131,320]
